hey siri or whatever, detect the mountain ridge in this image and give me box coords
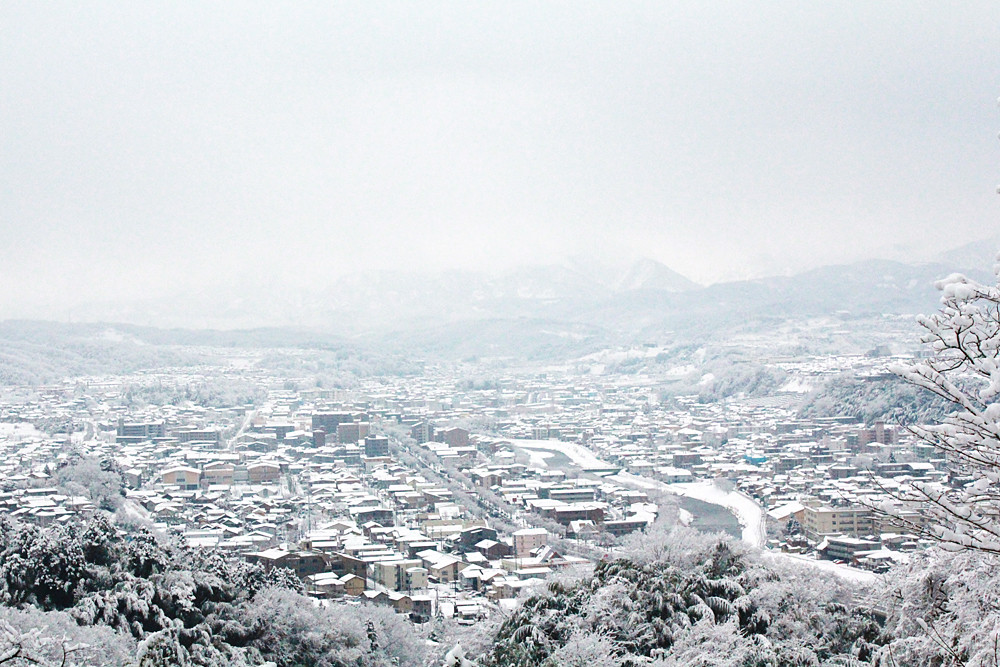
[4,242,997,360]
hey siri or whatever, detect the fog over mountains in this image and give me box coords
[6,236,992,362]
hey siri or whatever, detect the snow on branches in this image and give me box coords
[887,260,1000,554]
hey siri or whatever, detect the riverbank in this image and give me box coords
[508,437,877,583]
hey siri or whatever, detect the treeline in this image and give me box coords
[0,337,204,386]
[472,527,1000,666]
[3,514,999,666]
[120,378,267,409]
[0,515,427,666]
[256,348,423,387]
[0,320,422,387]
[478,530,883,666]
[799,373,956,424]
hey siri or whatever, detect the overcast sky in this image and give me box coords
[3,2,1000,316]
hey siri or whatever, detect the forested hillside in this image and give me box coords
[799,373,957,424]
[2,510,998,666]
[0,511,429,666]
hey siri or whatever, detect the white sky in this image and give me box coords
[2,2,1000,315]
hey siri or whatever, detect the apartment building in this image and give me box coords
[801,504,875,540]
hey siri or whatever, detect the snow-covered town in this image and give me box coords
[6,3,1000,664]
[4,334,956,627]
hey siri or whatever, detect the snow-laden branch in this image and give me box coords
[882,263,1000,555]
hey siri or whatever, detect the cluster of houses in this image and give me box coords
[0,340,962,612]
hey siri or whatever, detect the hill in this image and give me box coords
[2,242,997,365]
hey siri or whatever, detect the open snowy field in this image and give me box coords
[508,438,611,469]
[524,449,554,469]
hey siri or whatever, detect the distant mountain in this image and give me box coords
[613,258,700,293]
[936,235,1000,274]
[8,244,1000,362]
[543,258,995,350]
[107,258,698,334]
[743,258,980,316]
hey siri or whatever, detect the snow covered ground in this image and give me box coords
[525,449,554,468]
[765,551,878,584]
[0,422,43,440]
[508,438,611,469]
[676,481,766,548]
[508,439,765,546]
[614,473,878,582]
[507,438,879,583]
[612,473,766,548]
[576,346,668,364]
[778,378,814,393]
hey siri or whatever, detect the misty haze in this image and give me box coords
[2,3,1000,667]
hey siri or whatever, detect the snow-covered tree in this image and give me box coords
[56,456,126,512]
[441,643,474,667]
[887,264,1000,554]
[546,630,621,667]
[0,607,133,666]
[476,531,880,666]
